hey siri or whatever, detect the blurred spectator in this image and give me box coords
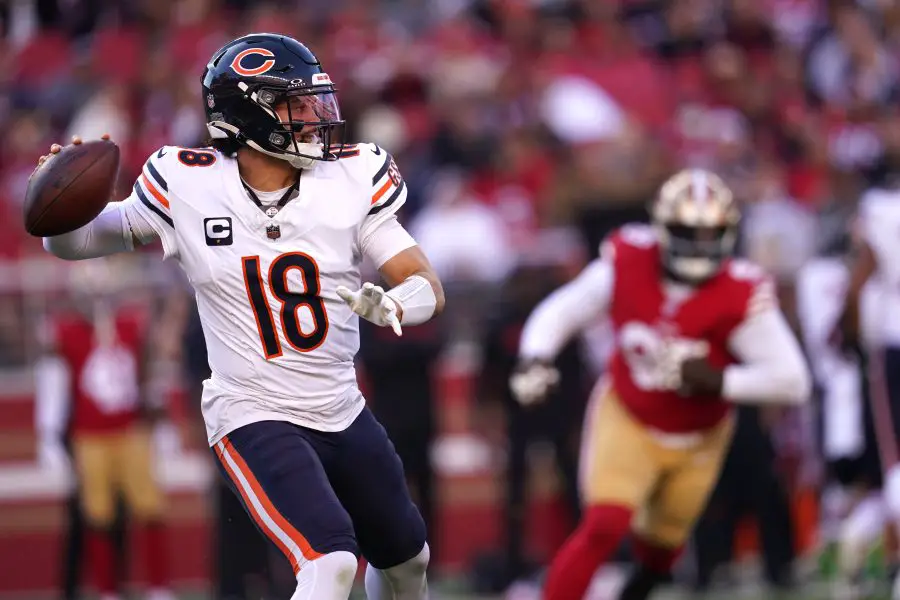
[410,170,515,284]
[805,4,899,112]
[540,75,626,145]
[741,161,818,282]
[546,124,666,258]
[36,258,174,600]
[34,337,130,600]
[65,84,132,149]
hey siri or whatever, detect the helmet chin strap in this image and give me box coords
[207,121,322,170]
[246,139,319,169]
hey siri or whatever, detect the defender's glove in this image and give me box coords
[657,339,717,397]
[510,360,560,406]
[678,357,724,397]
[336,282,403,337]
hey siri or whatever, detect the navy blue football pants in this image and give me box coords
[212,407,427,576]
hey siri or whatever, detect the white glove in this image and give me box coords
[656,341,687,391]
[336,282,403,336]
[510,361,560,406]
[37,438,71,472]
[659,338,711,395]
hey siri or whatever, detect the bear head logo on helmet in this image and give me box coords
[202,33,346,169]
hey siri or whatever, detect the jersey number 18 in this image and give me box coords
[242,252,329,358]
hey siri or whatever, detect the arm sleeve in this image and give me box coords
[723,306,813,404]
[42,147,177,260]
[519,258,614,361]
[360,215,418,268]
[42,195,162,259]
[33,354,71,442]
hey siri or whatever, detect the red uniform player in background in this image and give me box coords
[35,258,173,600]
[511,169,812,600]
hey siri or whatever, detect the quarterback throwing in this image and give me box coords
[37,34,443,600]
[511,170,811,600]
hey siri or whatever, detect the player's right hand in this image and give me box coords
[510,359,559,406]
[336,282,403,336]
[34,133,111,172]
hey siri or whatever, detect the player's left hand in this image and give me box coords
[336,282,403,336]
[679,357,724,397]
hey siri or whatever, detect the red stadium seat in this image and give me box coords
[91,28,146,84]
[13,31,72,86]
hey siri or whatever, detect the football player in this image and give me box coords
[796,237,886,599]
[838,183,900,599]
[510,169,811,600]
[36,34,444,600]
[35,258,172,600]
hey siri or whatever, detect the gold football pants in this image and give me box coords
[73,426,164,527]
[579,386,734,547]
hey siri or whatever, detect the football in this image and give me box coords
[23,139,120,237]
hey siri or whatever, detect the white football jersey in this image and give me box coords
[796,257,882,459]
[127,143,413,443]
[795,258,862,459]
[859,187,900,345]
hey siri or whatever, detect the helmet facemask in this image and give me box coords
[656,223,737,282]
[202,35,348,170]
[652,169,740,284]
[207,83,346,170]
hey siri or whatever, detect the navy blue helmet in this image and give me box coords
[202,33,346,168]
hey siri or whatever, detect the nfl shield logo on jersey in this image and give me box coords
[266,224,281,240]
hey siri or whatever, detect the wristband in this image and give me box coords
[385,275,437,325]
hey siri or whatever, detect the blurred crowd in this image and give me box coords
[1,0,899,333]
[3,0,900,596]
[2,0,899,306]
[5,0,899,266]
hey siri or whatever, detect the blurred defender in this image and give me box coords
[36,33,444,600]
[511,169,811,600]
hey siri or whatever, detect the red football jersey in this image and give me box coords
[52,308,146,434]
[605,224,773,433]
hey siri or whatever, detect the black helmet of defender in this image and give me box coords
[202,33,345,169]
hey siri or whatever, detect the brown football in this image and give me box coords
[23,139,121,237]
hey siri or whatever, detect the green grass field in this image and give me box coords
[1,583,894,600]
[3,551,895,600]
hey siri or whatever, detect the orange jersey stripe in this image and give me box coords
[371,178,393,206]
[222,437,323,563]
[214,442,301,575]
[141,173,170,209]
